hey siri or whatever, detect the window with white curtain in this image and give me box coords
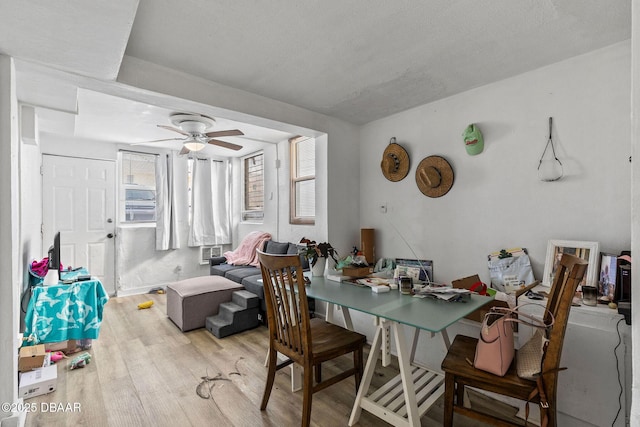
[242,152,264,222]
[120,151,157,223]
[290,136,315,224]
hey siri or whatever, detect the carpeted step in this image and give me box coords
[205,290,260,339]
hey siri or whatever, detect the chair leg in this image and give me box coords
[261,347,278,410]
[302,365,314,427]
[443,373,455,427]
[354,347,363,393]
[315,363,322,384]
[455,376,464,406]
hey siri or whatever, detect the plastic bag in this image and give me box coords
[488,253,535,293]
[374,258,396,277]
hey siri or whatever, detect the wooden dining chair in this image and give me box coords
[257,250,366,427]
[441,253,588,427]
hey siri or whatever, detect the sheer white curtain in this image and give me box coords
[188,158,231,246]
[155,152,180,250]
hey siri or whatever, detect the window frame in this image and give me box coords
[119,151,157,224]
[290,136,315,225]
[242,151,265,222]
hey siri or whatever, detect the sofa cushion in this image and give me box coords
[264,240,290,254]
[209,256,228,266]
[225,267,261,283]
[287,243,311,270]
[241,274,266,312]
[211,263,250,276]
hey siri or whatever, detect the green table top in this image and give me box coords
[305,277,493,332]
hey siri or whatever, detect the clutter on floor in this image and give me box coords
[17,337,95,400]
[68,352,92,370]
[137,300,154,309]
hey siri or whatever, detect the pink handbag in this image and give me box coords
[474,308,515,376]
[473,305,553,377]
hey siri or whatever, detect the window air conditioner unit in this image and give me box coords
[200,246,222,265]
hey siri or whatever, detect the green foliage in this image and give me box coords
[299,237,339,266]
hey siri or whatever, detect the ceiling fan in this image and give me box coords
[136,113,244,154]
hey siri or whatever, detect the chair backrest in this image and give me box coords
[540,253,588,391]
[257,250,311,363]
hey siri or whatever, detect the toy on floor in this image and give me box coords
[138,300,154,309]
[68,352,91,370]
[49,351,66,363]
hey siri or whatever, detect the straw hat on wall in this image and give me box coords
[380,138,410,182]
[415,155,454,197]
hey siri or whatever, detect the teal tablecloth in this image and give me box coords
[24,269,109,344]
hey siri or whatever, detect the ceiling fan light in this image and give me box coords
[184,140,205,151]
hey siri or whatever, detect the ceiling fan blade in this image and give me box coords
[179,146,191,155]
[157,124,190,136]
[207,138,243,151]
[130,137,184,145]
[205,129,244,138]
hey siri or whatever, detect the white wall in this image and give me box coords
[630,0,640,423]
[345,39,632,425]
[0,55,22,426]
[360,41,631,287]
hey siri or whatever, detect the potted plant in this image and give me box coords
[300,238,339,276]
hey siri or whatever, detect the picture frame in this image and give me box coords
[395,258,433,283]
[542,240,599,287]
[598,252,618,303]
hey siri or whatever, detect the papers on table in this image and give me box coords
[414,286,471,301]
[355,278,392,287]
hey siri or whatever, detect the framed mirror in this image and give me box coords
[542,240,599,287]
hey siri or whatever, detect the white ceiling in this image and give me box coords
[0,0,632,154]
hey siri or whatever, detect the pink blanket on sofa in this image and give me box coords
[223,231,272,267]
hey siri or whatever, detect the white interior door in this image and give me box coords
[42,155,116,295]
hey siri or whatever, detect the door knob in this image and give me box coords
[107,233,114,239]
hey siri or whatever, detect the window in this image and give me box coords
[290,136,315,224]
[242,152,264,222]
[120,151,156,223]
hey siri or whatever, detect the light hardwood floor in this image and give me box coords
[24,292,500,427]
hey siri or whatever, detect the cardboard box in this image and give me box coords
[342,265,374,278]
[452,274,538,322]
[18,344,46,372]
[19,365,57,399]
[45,339,77,353]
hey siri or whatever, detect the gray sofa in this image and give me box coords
[209,240,311,322]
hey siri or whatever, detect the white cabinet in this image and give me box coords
[518,295,631,427]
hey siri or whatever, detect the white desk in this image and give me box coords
[518,288,631,427]
[305,278,493,427]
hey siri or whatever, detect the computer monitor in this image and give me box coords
[47,231,61,274]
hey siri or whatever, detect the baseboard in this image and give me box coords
[116,284,168,297]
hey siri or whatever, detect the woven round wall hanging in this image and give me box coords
[415,155,454,198]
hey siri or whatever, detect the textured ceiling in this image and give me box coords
[0,0,632,143]
[125,0,631,124]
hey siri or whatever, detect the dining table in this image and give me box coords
[305,277,493,427]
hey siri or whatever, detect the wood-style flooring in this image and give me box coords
[24,292,501,426]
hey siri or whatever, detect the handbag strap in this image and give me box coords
[524,366,567,427]
[490,304,554,329]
